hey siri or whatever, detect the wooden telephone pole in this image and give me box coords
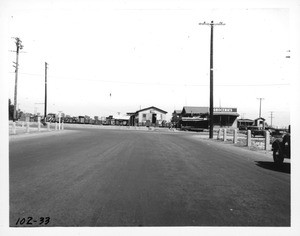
[257,98,265,118]
[44,62,48,119]
[12,37,23,121]
[269,111,274,127]
[199,21,225,139]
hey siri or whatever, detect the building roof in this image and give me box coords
[255,117,266,121]
[182,106,209,114]
[114,115,130,120]
[238,119,254,122]
[136,106,168,114]
[173,110,182,114]
[181,117,208,121]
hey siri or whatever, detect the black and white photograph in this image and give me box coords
[1,0,300,235]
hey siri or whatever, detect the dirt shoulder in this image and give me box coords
[9,129,76,142]
[189,133,275,161]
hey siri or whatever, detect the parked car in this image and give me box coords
[238,125,247,131]
[272,132,290,165]
[247,126,265,137]
[268,128,288,138]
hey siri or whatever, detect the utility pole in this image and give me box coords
[256,98,265,118]
[44,62,48,119]
[12,37,23,121]
[199,21,225,139]
[269,111,274,127]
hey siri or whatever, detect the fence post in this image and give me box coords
[223,128,227,141]
[55,122,58,130]
[47,122,51,131]
[247,130,251,147]
[265,130,270,151]
[233,129,237,144]
[26,122,30,133]
[38,117,41,131]
[62,122,64,130]
[217,129,222,140]
[12,122,16,134]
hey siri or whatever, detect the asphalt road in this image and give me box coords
[9,128,290,226]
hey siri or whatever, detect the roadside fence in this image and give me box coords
[216,128,271,151]
[9,118,65,135]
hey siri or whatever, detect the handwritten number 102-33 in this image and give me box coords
[15,217,50,225]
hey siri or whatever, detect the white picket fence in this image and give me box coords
[9,118,64,135]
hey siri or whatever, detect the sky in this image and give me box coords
[1,0,299,127]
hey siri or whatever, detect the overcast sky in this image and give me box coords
[1,0,299,127]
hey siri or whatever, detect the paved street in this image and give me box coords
[9,128,290,226]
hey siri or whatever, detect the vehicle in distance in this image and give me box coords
[247,126,265,137]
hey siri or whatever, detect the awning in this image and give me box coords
[181,117,208,121]
[114,115,130,120]
[213,112,239,116]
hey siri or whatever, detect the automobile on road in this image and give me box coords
[272,132,291,165]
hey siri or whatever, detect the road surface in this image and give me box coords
[9,127,290,226]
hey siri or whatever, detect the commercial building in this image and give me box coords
[237,119,254,130]
[175,106,239,130]
[114,114,130,126]
[237,117,268,130]
[213,107,239,128]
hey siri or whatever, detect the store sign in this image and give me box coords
[214,108,237,112]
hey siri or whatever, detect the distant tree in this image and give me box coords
[9,99,14,120]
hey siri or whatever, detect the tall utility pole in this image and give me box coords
[269,111,274,127]
[199,21,225,139]
[12,37,23,121]
[44,62,48,119]
[257,98,265,118]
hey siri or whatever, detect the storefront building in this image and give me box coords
[177,106,239,130]
[213,107,240,128]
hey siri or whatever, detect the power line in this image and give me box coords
[9,72,290,87]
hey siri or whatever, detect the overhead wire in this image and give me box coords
[9,72,290,87]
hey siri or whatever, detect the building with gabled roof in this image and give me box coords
[135,106,167,114]
[181,106,209,117]
[128,106,168,126]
